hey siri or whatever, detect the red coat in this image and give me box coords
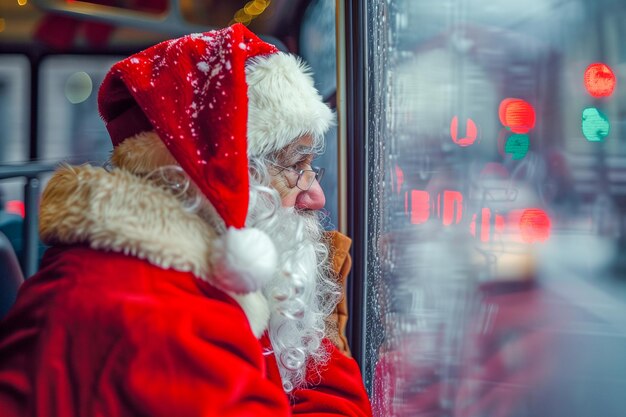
[0,246,372,417]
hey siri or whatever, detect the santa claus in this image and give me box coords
[0,23,371,417]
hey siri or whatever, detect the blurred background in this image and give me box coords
[361,1,626,416]
[2,1,626,416]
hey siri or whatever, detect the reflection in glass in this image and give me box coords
[363,1,626,416]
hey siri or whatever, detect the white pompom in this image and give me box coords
[211,227,277,294]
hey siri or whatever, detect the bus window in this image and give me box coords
[0,55,30,252]
[0,54,29,165]
[358,1,626,416]
[38,55,121,164]
[300,0,339,230]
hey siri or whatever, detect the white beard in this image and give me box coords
[256,207,338,392]
[144,162,338,392]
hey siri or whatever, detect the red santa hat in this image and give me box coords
[97,23,333,293]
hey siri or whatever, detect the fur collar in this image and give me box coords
[39,133,269,337]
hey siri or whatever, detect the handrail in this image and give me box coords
[0,162,56,278]
[32,0,209,37]
[30,0,287,49]
[0,163,57,180]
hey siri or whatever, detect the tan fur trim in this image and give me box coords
[110,131,177,174]
[229,291,270,338]
[40,164,215,279]
[39,163,270,336]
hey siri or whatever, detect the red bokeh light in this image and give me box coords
[584,63,616,98]
[470,208,505,242]
[450,116,478,147]
[405,190,430,225]
[498,98,536,134]
[5,200,25,218]
[394,164,404,194]
[518,208,551,243]
[437,190,463,226]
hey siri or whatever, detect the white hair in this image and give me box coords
[246,155,341,392]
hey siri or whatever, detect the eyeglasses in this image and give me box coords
[271,163,325,191]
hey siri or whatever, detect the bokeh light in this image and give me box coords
[405,190,430,224]
[450,116,478,147]
[505,134,530,160]
[584,63,616,98]
[470,208,505,242]
[437,190,463,225]
[581,107,610,142]
[233,0,271,25]
[64,71,93,104]
[393,164,404,194]
[518,208,551,243]
[498,98,536,134]
[5,200,25,218]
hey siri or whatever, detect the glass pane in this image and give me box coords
[0,55,30,260]
[39,56,121,164]
[0,54,29,163]
[300,0,339,230]
[364,1,626,416]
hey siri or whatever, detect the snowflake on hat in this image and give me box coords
[98,24,280,295]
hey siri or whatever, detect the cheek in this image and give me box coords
[271,176,299,207]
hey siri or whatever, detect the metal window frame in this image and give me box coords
[338,0,368,375]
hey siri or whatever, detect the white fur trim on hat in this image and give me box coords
[245,53,335,157]
[211,227,277,294]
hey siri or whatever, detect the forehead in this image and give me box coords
[276,135,315,158]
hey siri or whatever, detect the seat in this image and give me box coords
[0,230,24,319]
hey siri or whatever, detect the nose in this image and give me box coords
[294,179,325,211]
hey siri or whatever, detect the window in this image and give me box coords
[300,0,339,230]
[39,55,122,165]
[362,1,626,415]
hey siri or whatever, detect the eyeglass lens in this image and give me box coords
[297,167,323,190]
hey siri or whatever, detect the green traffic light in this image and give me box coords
[505,134,530,160]
[582,107,610,142]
